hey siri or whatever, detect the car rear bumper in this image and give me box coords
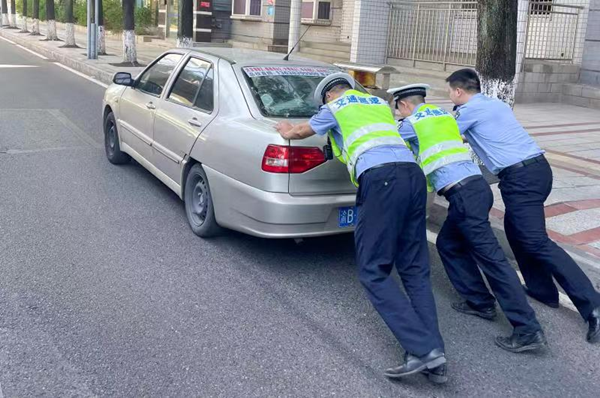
[204,167,357,239]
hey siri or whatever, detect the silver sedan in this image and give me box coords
[102,48,431,239]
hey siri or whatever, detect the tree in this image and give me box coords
[97,0,106,55]
[31,0,41,35]
[9,0,17,27]
[1,0,8,27]
[122,0,137,64]
[45,0,59,40]
[63,0,77,47]
[177,0,193,47]
[476,0,519,107]
[19,0,28,32]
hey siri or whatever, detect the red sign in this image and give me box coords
[200,1,210,7]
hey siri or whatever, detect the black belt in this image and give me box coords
[498,155,546,179]
[362,161,412,176]
[439,175,483,197]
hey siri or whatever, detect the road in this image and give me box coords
[0,38,599,397]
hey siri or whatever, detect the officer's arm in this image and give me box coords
[455,105,477,135]
[397,120,419,156]
[275,121,316,140]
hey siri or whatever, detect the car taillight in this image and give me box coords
[262,145,326,174]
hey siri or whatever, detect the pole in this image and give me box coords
[94,0,99,57]
[288,0,302,54]
[87,0,92,58]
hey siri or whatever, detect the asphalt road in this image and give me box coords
[1,38,599,397]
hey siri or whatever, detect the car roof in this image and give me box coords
[188,47,334,68]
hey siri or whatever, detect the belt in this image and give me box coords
[361,161,412,176]
[498,154,546,179]
[439,175,483,197]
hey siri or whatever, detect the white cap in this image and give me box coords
[314,72,355,106]
[387,83,431,101]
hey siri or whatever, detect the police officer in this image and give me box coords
[389,84,546,353]
[446,68,600,344]
[275,73,447,382]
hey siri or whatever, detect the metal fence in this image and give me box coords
[525,2,584,61]
[387,1,478,68]
[386,0,586,68]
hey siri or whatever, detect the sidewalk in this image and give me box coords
[1,19,177,84]
[430,96,600,285]
[2,24,600,280]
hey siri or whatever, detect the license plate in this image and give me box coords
[338,206,357,228]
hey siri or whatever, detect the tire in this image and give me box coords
[184,164,222,238]
[104,112,131,165]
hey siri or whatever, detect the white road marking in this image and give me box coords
[0,36,16,44]
[0,64,38,68]
[52,62,109,88]
[15,44,49,60]
[425,228,577,313]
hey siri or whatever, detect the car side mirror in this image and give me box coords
[113,72,134,87]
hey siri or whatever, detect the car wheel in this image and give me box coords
[104,112,131,165]
[184,164,222,238]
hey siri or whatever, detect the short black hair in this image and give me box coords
[446,69,481,93]
[395,95,425,109]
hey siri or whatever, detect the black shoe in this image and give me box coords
[384,349,446,379]
[523,285,559,309]
[495,330,547,353]
[422,363,448,384]
[452,301,497,321]
[588,307,600,344]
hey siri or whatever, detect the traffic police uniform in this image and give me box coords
[455,92,600,334]
[390,85,544,348]
[309,74,445,368]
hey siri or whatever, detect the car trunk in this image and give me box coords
[287,132,356,197]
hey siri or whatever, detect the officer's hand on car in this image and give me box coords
[275,121,294,136]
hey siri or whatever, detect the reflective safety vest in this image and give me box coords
[327,89,407,186]
[406,104,471,176]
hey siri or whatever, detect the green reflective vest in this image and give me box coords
[327,90,407,186]
[406,104,471,176]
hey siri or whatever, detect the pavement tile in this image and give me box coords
[569,227,600,244]
[546,186,600,205]
[590,241,600,250]
[546,208,600,235]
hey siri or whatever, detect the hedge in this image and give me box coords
[16,0,156,34]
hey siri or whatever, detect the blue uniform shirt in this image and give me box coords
[398,104,481,193]
[455,93,544,175]
[309,105,415,178]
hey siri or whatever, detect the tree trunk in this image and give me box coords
[45,0,59,40]
[1,0,8,26]
[122,0,137,64]
[20,0,28,32]
[31,0,40,35]
[9,0,17,27]
[476,0,519,107]
[64,0,76,46]
[177,0,193,47]
[97,0,106,54]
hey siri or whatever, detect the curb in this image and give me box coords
[1,28,117,86]
[428,200,600,292]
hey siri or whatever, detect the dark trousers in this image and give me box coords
[437,176,542,334]
[355,163,444,357]
[499,159,600,319]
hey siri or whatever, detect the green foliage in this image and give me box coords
[134,6,154,34]
[102,0,123,32]
[15,0,156,33]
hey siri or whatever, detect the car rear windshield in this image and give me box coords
[243,66,340,118]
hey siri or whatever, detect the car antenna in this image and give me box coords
[283,26,312,61]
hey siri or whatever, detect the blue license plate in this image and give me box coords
[338,206,357,228]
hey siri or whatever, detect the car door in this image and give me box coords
[153,56,217,185]
[118,53,184,162]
